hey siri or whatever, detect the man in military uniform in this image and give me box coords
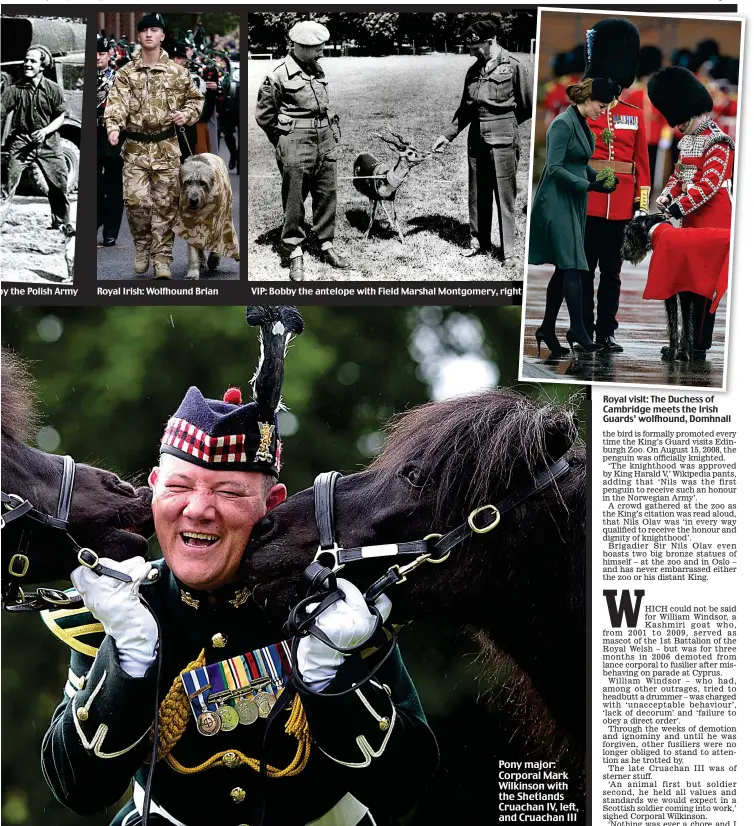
[97,37,124,246]
[255,21,349,281]
[105,13,204,279]
[581,19,651,352]
[432,19,532,262]
[1,45,70,230]
[650,66,735,357]
[41,309,438,826]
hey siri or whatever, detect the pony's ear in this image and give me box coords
[543,409,578,463]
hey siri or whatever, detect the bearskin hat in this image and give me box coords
[568,44,586,76]
[552,52,571,78]
[637,46,662,79]
[583,18,640,91]
[647,67,714,127]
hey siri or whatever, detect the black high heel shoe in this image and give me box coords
[566,330,601,354]
[535,327,568,359]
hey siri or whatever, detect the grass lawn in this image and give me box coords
[248,54,532,281]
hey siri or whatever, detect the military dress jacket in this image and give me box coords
[255,54,331,145]
[442,50,533,147]
[104,49,204,163]
[660,118,735,229]
[528,106,596,271]
[41,560,438,826]
[1,77,66,150]
[586,98,651,221]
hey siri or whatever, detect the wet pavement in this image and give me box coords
[97,143,240,281]
[521,258,728,389]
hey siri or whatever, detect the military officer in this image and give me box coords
[255,21,349,281]
[104,13,204,279]
[650,66,735,357]
[432,19,532,262]
[580,19,651,352]
[96,36,124,246]
[41,310,438,826]
[0,45,70,230]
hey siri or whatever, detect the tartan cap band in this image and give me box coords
[161,417,247,465]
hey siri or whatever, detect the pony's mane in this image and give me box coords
[371,388,582,523]
[1,348,40,443]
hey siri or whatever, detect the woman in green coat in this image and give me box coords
[528,78,620,356]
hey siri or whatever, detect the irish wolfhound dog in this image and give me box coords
[177,154,238,279]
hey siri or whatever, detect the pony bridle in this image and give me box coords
[282,455,571,699]
[306,456,572,604]
[1,455,129,612]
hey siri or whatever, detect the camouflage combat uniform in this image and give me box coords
[442,50,532,258]
[255,55,338,257]
[1,77,70,226]
[104,49,204,263]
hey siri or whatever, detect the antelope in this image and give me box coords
[353,127,429,243]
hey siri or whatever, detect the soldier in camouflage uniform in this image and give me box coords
[432,19,532,262]
[104,13,204,278]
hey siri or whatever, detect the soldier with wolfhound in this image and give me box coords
[104,12,204,279]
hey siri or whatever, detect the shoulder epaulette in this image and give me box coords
[620,100,641,112]
[41,594,105,658]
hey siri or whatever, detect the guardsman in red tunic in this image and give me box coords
[581,18,650,351]
[649,66,735,356]
[542,49,584,128]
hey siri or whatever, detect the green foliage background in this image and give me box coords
[1,306,585,825]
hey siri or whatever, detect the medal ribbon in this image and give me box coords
[181,640,296,714]
[181,665,215,726]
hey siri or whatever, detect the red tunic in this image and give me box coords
[643,222,729,312]
[624,83,667,146]
[586,98,651,220]
[542,74,580,127]
[660,118,735,229]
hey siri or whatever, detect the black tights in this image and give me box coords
[540,268,591,341]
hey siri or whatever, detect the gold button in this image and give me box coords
[379,717,390,732]
[212,632,228,648]
[76,707,89,722]
[223,751,240,769]
[230,787,246,804]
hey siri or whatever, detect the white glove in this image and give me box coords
[71,557,158,679]
[297,578,392,693]
[633,209,647,218]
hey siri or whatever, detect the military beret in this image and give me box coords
[172,41,189,59]
[96,35,110,54]
[289,21,330,46]
[459,19,498,44]
[137,12,166,32]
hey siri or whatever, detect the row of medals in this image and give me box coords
[198,683,281,736]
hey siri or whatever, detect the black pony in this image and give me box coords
[246,389,587,780]
[1,349,153,585]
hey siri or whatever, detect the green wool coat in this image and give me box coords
[528,106,596,270]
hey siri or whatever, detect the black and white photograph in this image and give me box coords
[0,15,84,284]
[248,11,535,282]
[520,9,743,389]
[95,12,241,281]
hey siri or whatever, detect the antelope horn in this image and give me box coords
[386,126,410,148]
[371,131,404,152]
